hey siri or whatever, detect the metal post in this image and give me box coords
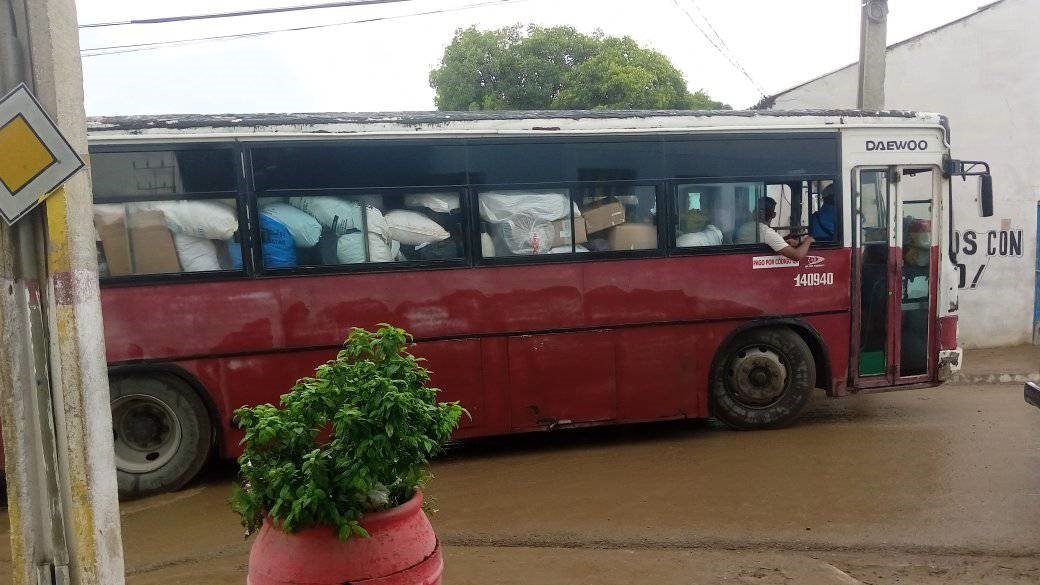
[857,0,888,111]
[0,0,126,584]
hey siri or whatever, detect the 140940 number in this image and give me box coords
[793,272,834,287]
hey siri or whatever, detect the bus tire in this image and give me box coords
[109,373,212,498]
[710,326,816,430]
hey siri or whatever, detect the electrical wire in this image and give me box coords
[80,0,424,28]
[685,0,746,78]
[81,0,529,57]
[669,0,766,97]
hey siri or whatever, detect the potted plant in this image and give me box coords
[232,324,464,585]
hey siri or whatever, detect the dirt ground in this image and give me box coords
[2,383,1039,584]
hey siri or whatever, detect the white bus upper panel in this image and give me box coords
[86,109,950,146]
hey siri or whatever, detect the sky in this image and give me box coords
[75,0,993,116]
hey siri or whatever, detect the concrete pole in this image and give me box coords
[0,0,126,584]
[857,0,888,111]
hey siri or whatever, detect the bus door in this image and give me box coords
[852,166,938,388]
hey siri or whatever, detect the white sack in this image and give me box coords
[384,210,450,246]
[93,203,126,224]
[261,202,322,248]
[290,196,360,234]
[351,194,384,209]
[480,233,496,257]
[479,190,573,223]
[135,200,239,240]
[405,192,460,213]
[173,233,222,272]
[677,225,724,248]
[337,232,399,263]
[289,196,390,238]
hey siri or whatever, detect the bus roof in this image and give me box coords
[86,109,949,143]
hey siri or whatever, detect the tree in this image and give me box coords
[430,25,729,111]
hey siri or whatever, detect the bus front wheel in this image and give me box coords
[710,327,816,429]
[109,373,212,498]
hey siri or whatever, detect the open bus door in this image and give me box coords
[852,165,940,388]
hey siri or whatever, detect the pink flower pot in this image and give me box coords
[247,490,442,584]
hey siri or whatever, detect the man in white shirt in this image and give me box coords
[736,197,814,260]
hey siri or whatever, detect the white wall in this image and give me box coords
[770,0,1040,348]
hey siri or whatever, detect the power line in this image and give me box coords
[81,0,528,57]
[669,0,766,97]
[80,0,423,28]
[685,0,741,73]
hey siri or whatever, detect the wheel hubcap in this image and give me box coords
[729,347,788,407]
[112,394,182,473]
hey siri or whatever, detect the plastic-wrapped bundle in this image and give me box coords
[493,215,556,255]
[133,200,239,240]
[405,192,460,213]
[173,233,221,271]
[479,190,573,223]
[289,196,389,238]
[262,202,321,248]
[336,232,400,264]
[384,210,450,245]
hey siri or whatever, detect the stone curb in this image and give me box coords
[947,372,1040,385]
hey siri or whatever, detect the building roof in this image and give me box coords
[755,0,1007,109]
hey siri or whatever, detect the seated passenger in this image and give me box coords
[677,208,723,247]
[736,197,814,260]
[810,184,837,241]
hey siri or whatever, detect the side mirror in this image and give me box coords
[979,174,994,217]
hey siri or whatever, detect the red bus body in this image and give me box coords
[103,248,852,457]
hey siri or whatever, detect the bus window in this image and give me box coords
[93,199,241,277]
[676,182,763,247]
[578,185,658,252]
[91,150,242,278]
[256,192,463,268]
[478,189,581,256]
[479,185,659,257]
[808,181,838,242]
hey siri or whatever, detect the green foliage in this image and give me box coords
[429,25,730,111]
[231,325,465,540]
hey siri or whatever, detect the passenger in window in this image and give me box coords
[810,184,837,241]
[736,197,814,260]
[676,207,723,247]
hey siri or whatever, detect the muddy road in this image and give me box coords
[1,383,1039,584]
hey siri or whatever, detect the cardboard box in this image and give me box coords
[127,210,181,274]
[606,223,658,251]
[582,201,625,234]
[550,217,588,248]
[95,215,132,277]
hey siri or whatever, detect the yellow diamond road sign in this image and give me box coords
[0,84,84,225]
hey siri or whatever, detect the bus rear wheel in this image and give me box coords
[109,373,212,498]
[710,327,816,429]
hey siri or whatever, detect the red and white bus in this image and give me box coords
[86,110,992,496]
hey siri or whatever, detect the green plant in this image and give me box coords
[231,324,465,540]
